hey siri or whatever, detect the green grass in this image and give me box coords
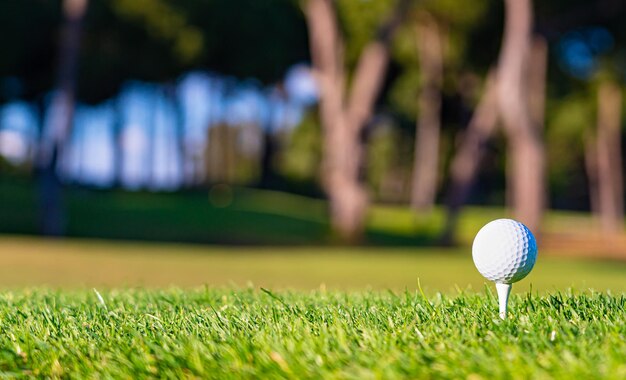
[1,178,625,378]
[1,236,626,292]
[0,178,611,247]
[0,288,624,378]
[1,179,624,377]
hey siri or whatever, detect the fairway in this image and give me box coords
[3,0,626,377]
[0,236,625,293]
[0,288,624,378]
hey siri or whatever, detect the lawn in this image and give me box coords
[1,236,626,292]
[0,288,624,378]
[1,178,619,251]
[2,180,626,378]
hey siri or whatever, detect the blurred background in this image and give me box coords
[0,0,625,292]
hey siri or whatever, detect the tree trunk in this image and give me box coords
[304,0,409,242]
[260,131,280,188]
[411,12,444,213]
[595,81,624,233]
[441,26,547,243]
[496,0,545,234]
[441,71,499,243]
[259,90,285,189]
[324,121,367,241]
[523,34,548,229]
[527,37,547,128]
[36,0,88,235]
[206,124,237,184]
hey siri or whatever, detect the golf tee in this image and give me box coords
[496,283,512,319]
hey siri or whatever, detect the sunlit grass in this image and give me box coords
[1,183,625,377]
[0,288,624,378]
[0,236,625,292]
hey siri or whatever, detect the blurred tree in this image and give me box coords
[77,0,310,102]
[441,0,549,241]
[590,79,623,233]
[2,0,310,104]
[76,0,204,102]
[496,0,545,234]
[441,70,499,243]
[0,0,60,100]
[304,0,410,242]
[206,124,238,184]
[1,0,311,191]
[548,94,593,208]
[410,12,443,212]
[278,111,322,183]
[387,0,490,213]
[541,2,626,232]
[4,0,626,242]
[366,117,412,202]
[259,86,287,189]
[36,0,89,235]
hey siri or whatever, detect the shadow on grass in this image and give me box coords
[0,179,441,247]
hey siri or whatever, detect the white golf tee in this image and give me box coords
[496,283,512,319]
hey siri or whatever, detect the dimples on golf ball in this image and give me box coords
[472,219,537,284]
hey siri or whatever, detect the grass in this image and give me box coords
[1,179,625,378]
[0,178,617,249]
[0,288,624,378]
[1,236,626,292]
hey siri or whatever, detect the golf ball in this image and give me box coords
[472,219,537,284]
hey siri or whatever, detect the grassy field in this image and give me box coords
[2,178,621,249]
[2,180,626,378]
[0,288,624,378]
[1,236,626,292]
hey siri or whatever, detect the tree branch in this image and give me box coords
[345,0,412,132]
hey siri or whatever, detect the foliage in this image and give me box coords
[388,0,491,117]
[334,0,396,67]
[182,0,309,83]
[366,119,412,202]
[1,0,625,212]
[278,111,322,182]
[0,0,309,103]
[110,0,204,64]
[546,93,594,199]
[0,0,60,100]
[0,288,624,378]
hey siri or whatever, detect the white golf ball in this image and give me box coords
[472,219,537,284]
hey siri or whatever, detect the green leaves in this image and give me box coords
[110,0,205,63]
